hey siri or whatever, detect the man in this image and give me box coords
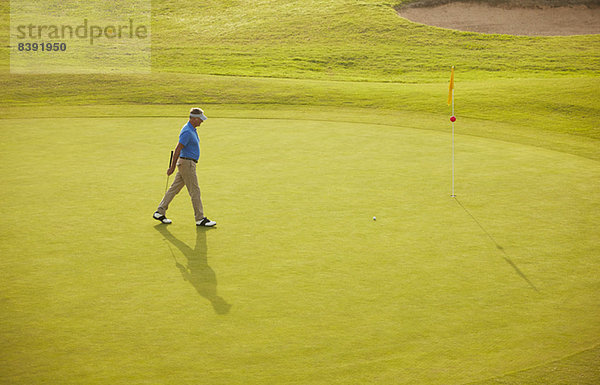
[153,107,216,227]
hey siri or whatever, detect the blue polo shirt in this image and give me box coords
[179,121,200,160]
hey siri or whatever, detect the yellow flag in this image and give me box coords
[447,66,454,105]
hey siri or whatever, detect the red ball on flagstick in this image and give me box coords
[450,116,456,122]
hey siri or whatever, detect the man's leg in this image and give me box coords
[157,169,185,215]
[178,159,204,222]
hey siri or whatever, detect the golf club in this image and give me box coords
[164,150,174,195]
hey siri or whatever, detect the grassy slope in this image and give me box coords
[149,0,599,81]
[2,0,599,81]
[1,0,598,159]
[2,75,598,163]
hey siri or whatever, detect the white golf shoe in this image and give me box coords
[196,217,216,227]
[153,212,172,224]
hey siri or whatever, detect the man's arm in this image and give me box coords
[167,142,184,175]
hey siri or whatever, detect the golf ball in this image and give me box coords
[373,216,376,221]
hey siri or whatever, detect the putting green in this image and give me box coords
[0,110,598,384]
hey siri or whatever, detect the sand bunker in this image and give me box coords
[397,3,600,36]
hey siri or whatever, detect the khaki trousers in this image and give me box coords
[157,158,204,221]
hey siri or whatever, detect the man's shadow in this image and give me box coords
[154,225,232,314]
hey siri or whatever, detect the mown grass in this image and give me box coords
[471,345,600,385]
[1,110,599,385]
[1,73,598,162]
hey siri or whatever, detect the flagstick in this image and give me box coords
[451,87,455,198]
[447,66,456,198]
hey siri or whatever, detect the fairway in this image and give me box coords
[1,109,598,384]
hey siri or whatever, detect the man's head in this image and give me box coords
[189,107,207,127]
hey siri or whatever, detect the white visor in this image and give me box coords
[190,112,207,121]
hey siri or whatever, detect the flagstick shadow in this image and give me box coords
[155,225,232,314]
[454,197,539,292]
